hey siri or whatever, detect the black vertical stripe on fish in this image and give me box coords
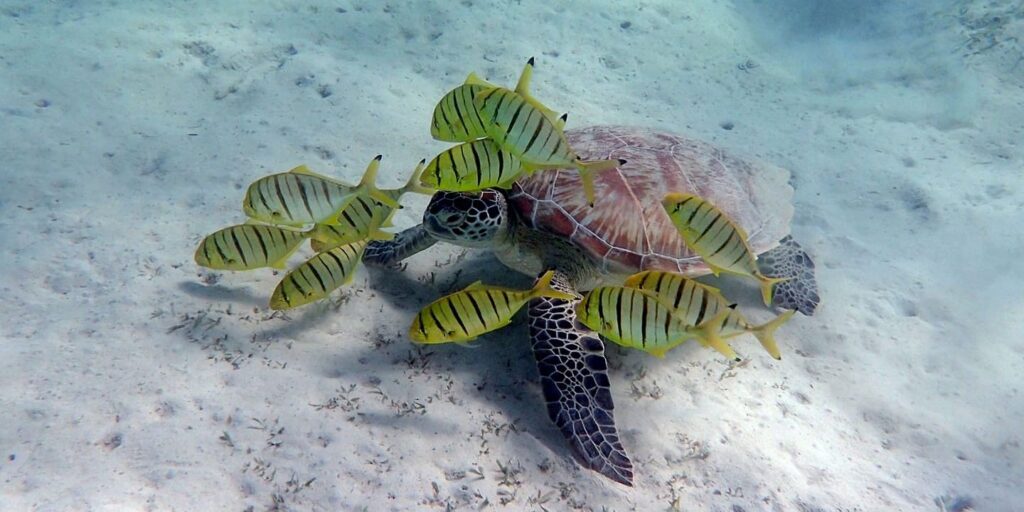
[466,293,487,328]
[614,288,625,341]
[417,311,430,338]
[522,111,545,155]
[493,290,511,317]
[288,272,309,298]
[480,142,493,184]
[640,293,648,347]
[729,247,748,266]
[695,293,708,325]
[670,195,693,214]
[505,100,526,138]
[229,229,250,266]
[251,226,269,260]
[672,277,688,310]
[279,282,291,305]
[305,259,328,292]
[465,87,486,131]
[547,134,563,160]
[695,213,722,243]
[438,97,453,129]
[318,179,333,207]
[484,290,500,318]
[662,303,673,343]
[595,288,607,324]
[451,91,465,128]
[446,298,469,336]
[354,196,374,218]
[428,309,446,335]
[537,121,556,156]
[273,176,293,220]
[212,233,230,262]
[324,248,346,275]
[257,180,273,212]
[469,142,483,187]
[710,231,736,257]
[341,208,357,228]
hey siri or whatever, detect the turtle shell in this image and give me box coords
[508,125,794,276]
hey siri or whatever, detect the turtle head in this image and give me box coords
[423,190,509,248]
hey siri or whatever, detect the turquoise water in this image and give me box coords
[1,1,1020,510]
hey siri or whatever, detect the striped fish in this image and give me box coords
[409,270,576,344]
[269,239,368,310]
[474,87,621,206]
[194,223,309,270]
[662,193,788,306]
[421,139,524,191]
[309,160,432,252]
[431,82,492,143]
[624,270,794,359]
[430,58,563,143]
[576,285,734,359]
[243,157,399,227]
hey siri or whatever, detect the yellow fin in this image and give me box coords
[358,156,401,209]
[648,347,669,358]
[574,158,624,207]
[289,165,352,186]
[757,273,791,307]
[369,228,395,241]
[691,308,740,362]
[464,72,497,88]
[622,271,650,288]
[514,57,562,125]
[463,280,486,291]
[401,159,434,196]
[529,270,576,301]
[751,309,794,360]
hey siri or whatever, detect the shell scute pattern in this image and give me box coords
[509,126,793,276]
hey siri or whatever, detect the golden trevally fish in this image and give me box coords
[576,285,737,360]
[269,239,367,310]
[409,269,576,344]
[420,139,524,192]
[662,193,788,306]
[194,223,310,271]
[243,156,400,227]
[624,270,794,359]
[309,160,432,252]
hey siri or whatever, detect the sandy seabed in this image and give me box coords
[1,1,1022,510]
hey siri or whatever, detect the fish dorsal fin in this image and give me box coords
[622,271,650,288]
[464,280,486,291]
[289,165,352,186]
[464,72,498,89]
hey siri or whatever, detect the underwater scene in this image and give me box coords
[1,0,1021,510]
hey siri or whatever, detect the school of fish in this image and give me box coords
[196,58,798,363]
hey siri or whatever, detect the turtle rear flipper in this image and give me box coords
[363,224,436,268]
[758,235,820,315]
[528,270,634,486]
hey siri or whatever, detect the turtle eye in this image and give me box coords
[443,212,465,225]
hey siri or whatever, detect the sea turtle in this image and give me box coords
[363,125,819,485]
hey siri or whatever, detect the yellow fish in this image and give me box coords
[576,285,736,360]
[243,156,400,227]
[624,270,794,359]
[662,193,788,306]
[421,139,524,192]
[309,160,432,252]
[474,86,621,206]
[195,223,309,270]
[409,269,576,344]
[430,58,563,143]
[269,239,367,310]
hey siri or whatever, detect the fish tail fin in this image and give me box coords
[691,307,740,362]
[758,274,791,306]
[401,159,435,196]
[359,155,401,208]
[750,310,795,360]
[575,159,624,206]
[530,270,577,301]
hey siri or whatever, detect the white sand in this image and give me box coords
[1,0,1021,510]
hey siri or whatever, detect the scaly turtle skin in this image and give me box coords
[363,126,819,485]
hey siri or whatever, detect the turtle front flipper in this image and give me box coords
[758,235,820,315]
[363,224,437,268]
[528,270,634,486]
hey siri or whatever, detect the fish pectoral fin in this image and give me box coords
[648,347,669,358]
